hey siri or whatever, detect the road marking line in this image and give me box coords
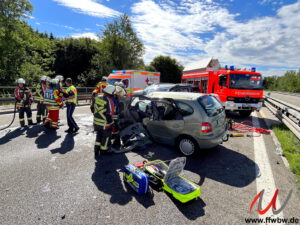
[252,112,284,224]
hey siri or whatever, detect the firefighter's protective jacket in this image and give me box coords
[91,94,115,129]
[33,83,47,103]
[14,86,33,108]
[92,81,108,95]
[44,88,63,110]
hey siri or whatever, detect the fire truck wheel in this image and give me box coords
[177,136,199,156]
[239,110,252,117]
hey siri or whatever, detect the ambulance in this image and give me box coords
[107,70,160,96]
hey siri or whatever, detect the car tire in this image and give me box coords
[177,136,199,156]
[239,110,252,117]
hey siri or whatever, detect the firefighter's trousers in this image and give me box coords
[36,102,47,123]
[19,106,33,127]
[94,127,112,155]
[44,106,60,128]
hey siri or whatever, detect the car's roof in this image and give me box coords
[147,92,207,100]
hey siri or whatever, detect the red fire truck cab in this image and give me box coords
[182,58,264,117]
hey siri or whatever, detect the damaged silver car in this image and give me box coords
[121,92,228,156]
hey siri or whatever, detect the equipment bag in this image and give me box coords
[122,164,149,195]
[143,157,201,203]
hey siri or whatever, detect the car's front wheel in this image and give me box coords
[177,136,198,156]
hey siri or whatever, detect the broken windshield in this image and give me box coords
[230,74,263,90]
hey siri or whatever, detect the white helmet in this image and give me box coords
[40,75,48,81]
[115,86,126,97]
[55,75,64,81]
[117,82,125,88]
[17,78,25,84]
[50,78,59,85]
[103,85,116,95]
[114,81,119,86]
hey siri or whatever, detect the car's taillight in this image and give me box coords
[202,122,212,133]
[227,96,235,101]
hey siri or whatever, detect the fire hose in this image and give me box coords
[0,101,17,131]
[228,120,270,137]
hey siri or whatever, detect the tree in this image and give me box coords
[148,56,184,83]
[53,38,99,83]
[0,0,33,85]
[101,14,145,69]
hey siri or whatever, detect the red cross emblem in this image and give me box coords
[145,77,149,84]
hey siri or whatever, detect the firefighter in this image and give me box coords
[63,78,79,133]
[14,78,33,127]
[111,84,127,148]
[91,85,116,158]
[92,76,108,97]
[34,75,49,123]
[44,79,64,129]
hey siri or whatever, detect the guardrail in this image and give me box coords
[269,91,300,97]
[264,95,300,140]
[0,86,95,105]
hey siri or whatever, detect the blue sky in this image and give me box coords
[26,0,300,76]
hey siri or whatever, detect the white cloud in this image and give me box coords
[52,0,120,18]
[24,14,35,19]
[35,22,41,25]
[71,32,101,41]
[131,0,300,74]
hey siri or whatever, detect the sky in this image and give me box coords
[26,0,300,76]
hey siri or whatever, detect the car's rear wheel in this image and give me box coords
[239,110,252,117]
[177,136,198,156]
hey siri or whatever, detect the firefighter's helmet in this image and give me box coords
[55,75,64,81]
[40,75,48,81]
[17,78,26,84]
[116,82,125,88]
[115,86,126,97]
[103,85,116,95]
[50,78,59,85]
[101,76,107,81]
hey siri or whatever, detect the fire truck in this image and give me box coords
[107,70,160,96]
[181,58,264,117]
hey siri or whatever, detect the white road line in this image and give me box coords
[252,112,284,224]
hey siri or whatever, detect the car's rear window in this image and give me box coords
[198,95,224,117]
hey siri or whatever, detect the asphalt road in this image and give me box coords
[267,92,300,108]
[0,106,299,225]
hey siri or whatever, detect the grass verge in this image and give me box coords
[272,124,300,188]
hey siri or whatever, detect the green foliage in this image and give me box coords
[0,0,33,85]
[148,56,184,83]
[0,10,147,87]
[264,70,300,92]
[53,38,99,84]
[272,124,300,187]
[102,14,144,69]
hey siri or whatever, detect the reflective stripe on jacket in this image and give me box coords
[44,88,63,107]
[14,87,32,107]
[92,81,108,94]
[65,85,78,104]
[92,95,115,128]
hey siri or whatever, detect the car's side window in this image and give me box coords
[152,101,183,121]
[176,101,194,117]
